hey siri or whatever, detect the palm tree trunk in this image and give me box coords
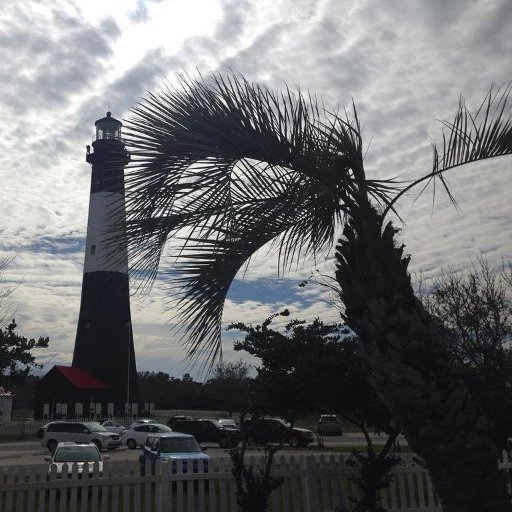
[335,203,511,512]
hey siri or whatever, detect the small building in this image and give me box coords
[35,365,111,420]
[0,387,14,425]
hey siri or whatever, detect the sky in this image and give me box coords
[0,0,511,380]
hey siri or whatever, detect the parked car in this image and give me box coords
[100,420,126,435]
[45,442,108,478]
[242,417,314,447]
[42,421,122,452]
[168,417,240,448]
[217,418,237,430]
[127,419,157,429]
[121,423,172,449]
[139,432,209,476]
[316,414,343,436]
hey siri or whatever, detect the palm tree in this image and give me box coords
[121,73,512,511]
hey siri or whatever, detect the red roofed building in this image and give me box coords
[54,366,110,389]
[35,365,111,419]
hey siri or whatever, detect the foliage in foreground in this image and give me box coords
[341,449,401,512]
[230,440,283,512]
[122,73,512,511]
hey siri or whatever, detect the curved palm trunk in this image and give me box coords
[335,204,511,512]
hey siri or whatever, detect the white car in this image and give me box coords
[101,420,126,435]
[121,423,173,449]
[42,421,121,452]
[127,419,157,429]
[45,442,109,478]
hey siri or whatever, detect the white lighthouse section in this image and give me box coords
[83,191,128,274]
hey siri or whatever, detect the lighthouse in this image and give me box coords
[71,112,138,408]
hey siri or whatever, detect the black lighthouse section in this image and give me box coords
[72,112,138,408]
[72,271,138,406]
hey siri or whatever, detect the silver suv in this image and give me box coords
[42,421,121,452]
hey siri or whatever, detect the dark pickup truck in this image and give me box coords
[242,417,314,447]
[167,417,240,448]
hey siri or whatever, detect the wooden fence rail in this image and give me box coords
[3,451,512,512]
[0,453,452,512]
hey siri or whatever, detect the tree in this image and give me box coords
[232,314,401,512]
[205,360,251,414]
[0,319,49,389]
[0,254,19,329]
[122,74,512,510]
[230,313,394,431]
[211,360,251,380]
[419,259,512,451]
[138,371,208,410]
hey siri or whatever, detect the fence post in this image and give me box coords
[155,460,164,512]
[303,455,318,512]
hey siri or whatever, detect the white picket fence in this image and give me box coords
[0,453,446,512]
[3,452,512,512]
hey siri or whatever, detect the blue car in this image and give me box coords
[139,432,210,477]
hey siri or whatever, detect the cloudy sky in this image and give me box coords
[0,0,511,380]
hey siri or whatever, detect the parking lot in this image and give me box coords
[0,433,404,467]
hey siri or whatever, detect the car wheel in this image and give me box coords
[127,439,137,450]
[289,437,299,448]
[47,439,58,452]
[92,439,102,451]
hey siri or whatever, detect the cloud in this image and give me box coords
[1,0,512,379]
[0,1,118,116]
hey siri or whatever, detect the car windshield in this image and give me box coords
[209,420,223,428]
[54,446,101,463]
[85,422,108,432]
[274,419,291,428]
[160,437,201,453]
[156,425,172,432]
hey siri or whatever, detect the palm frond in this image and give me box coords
[122,71,397,364]
[385,84,512,217]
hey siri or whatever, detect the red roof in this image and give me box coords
[55,366,110,390]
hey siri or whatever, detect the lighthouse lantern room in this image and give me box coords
[95,111,122,141]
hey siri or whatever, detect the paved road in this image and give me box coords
[0,433,405,467]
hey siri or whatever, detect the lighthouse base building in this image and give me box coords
[36,112,139,420]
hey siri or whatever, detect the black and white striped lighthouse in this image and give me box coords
[72,112,138,408]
